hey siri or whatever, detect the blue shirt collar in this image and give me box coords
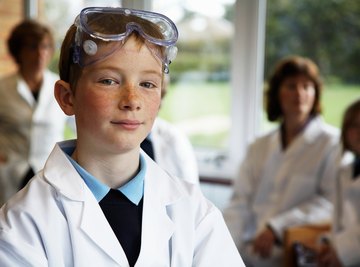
[62,146,145,205]
[145,132,153,141]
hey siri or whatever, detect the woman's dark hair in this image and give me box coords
[341,98,360,152]
[7,19,54,64]
[265,55,323,122]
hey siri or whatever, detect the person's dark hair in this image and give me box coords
[7,19,54,64]
[265,55,323,122]
[341,98,360,152]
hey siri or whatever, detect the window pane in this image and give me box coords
[43,0,123,73]
[153,0,235,149]
[264,0,360,130]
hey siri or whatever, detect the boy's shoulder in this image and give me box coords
[1,171,59,215]
[0,171,65,242]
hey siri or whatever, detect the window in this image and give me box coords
[43,0,123,73]
[264,0,360,129]
[153,0,267,181]
[154,0,234,150]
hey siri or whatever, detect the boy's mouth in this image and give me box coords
[111,119,142,130]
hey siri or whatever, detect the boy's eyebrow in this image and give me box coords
[140,69,162,78]
[84,65,162,78]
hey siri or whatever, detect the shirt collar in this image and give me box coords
[62,145,145,205]
[146,132,153,141]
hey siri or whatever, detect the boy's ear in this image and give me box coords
[54,80,75,116]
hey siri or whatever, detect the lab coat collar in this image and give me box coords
[301,115,326,144]
[289,115,338,156]
[44,140,85,201]
[44,141,127,264]
[16,70,54,108]
[136,150,183,265]
[43,140,183,266]
[274,116,331,156]
[17,74,36,108]
[340,152,359,182]
[80,188,130,266]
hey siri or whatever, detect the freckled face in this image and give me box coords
[279,75,316,120]
[72,37,162,155]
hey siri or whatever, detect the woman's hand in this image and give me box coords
[252,227,276,258]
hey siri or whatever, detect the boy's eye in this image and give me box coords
[99,79,117,86]
[140,81,156,89]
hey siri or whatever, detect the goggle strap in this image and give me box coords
[72,45,80,64]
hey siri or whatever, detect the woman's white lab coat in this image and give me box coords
[224,116,339,265]
[332,152,360,266]
[0,71,75,204]
[151,118,199,184]
[0,140,244,267]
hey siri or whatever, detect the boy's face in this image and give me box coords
[72,36,162,154]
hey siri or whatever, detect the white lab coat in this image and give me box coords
[151,118,199,184]
[0,140,244,267]
[0,70,75,204]
[224,116,339,266]
[332,151,360,267]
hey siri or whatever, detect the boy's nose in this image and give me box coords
[118,87,141,111]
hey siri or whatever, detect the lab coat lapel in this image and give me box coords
[135,153,180,266]
[259,131,282,179]
[17,74,36,108]
[269,120,318,201]
[44,142,129,266]
[283,116,322,158]
[79,190,129,266]
[254,131,283,219]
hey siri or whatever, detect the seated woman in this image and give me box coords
[224,55,340,267]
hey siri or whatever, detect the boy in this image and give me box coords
[0,7,244,266]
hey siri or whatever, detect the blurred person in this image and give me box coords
[0,20,75,205]
[224,55,340,267]
[141,74,199,184]
[313,98,360,267]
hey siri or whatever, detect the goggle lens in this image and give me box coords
[80,8,178,45]
[73,7,178,72]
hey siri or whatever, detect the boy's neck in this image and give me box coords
[71,147,141,188]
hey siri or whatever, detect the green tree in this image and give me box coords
[265,0,360,83]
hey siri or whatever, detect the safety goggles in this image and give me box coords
[72,7,178,73]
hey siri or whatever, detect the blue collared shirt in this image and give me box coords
[62,146,145,205]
